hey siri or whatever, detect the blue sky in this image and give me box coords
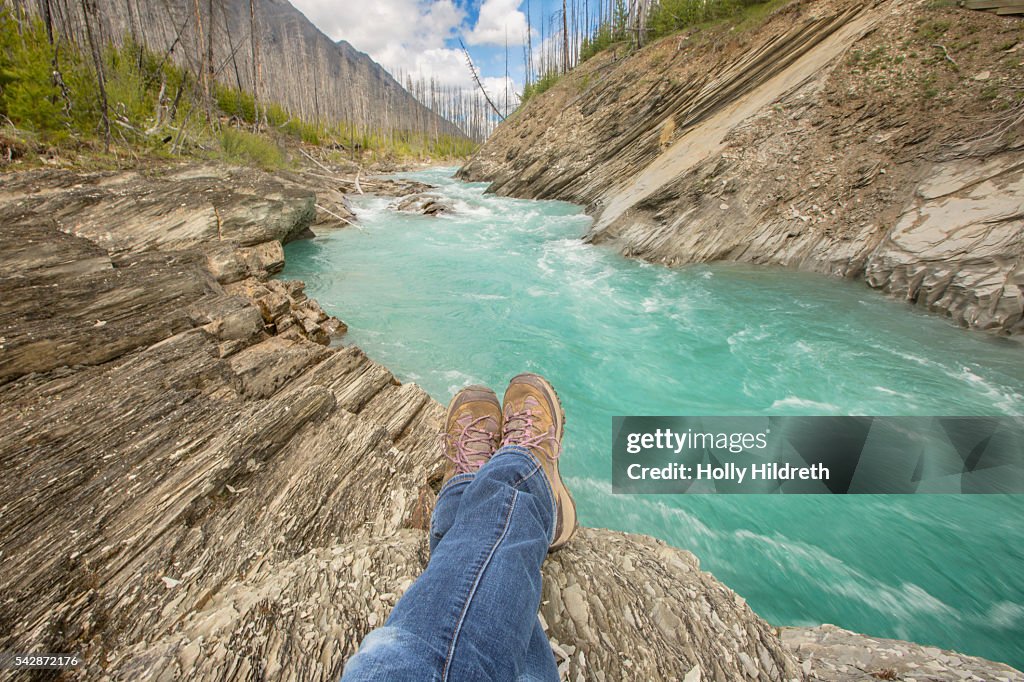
[289,0,588,111]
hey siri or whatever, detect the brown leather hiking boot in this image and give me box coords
[500,373,577,551]
[441,385,502,486]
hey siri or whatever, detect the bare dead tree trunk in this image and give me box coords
[134,0,150,52]
[39,0,72,119]
[123,0,140,66]
[220,0,243,90]
[249,0,261,131]
[504,28,509,117]
[526,0,532,86]
[565,0,573,72]
[80,0,110,151]
[206,0,215,119]
[8,0,25,33]
[312,44,320,123]
[191,0,209,121]
[40,0,54,41]
[459,38,504,122]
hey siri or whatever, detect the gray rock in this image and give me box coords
[782,625,1024,682]
[394,193,454,216]
[0,164,316,254]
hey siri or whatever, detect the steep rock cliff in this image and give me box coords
[459,0,1024,334]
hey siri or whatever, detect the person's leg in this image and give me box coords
[342,375,575,682]
[430,472,473,554]
[520,616,561,681]
[422,454,561,681]
[342,446,556,682]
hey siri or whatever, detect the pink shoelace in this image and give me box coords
[441,414,499,474]
[501,397,561,462]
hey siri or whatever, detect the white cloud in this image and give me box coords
[289,0,469,85]
[466,0,529,47]
[481,75,521,115]
[289,0,525,126]
[409,48,475,89]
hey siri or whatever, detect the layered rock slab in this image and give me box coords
[0,164,316,254]
[458,0,1024,334]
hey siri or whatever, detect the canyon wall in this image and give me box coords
[459,0,1024,334]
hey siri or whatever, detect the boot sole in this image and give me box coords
[508,373,577,552]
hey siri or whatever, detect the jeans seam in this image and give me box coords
[440,488,520,682]
[503,452,557,542]
[437,472,474,500]
[432,476,471,540]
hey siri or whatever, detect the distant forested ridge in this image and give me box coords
[8,0,467,140]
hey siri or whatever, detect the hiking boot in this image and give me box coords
[441,385,502,486]
[500,373,577,551]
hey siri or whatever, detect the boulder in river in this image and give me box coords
[394,193,454,216]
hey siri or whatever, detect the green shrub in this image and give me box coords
[215,85,256,123]
[648,0,768,40]
[218,127,285,169]
[521,71,561,104]
[0,9,68,137]
[577,0,776,65]
[104,41,152,123]
[580,21,626,63]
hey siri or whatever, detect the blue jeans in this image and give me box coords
[341,446,560,682]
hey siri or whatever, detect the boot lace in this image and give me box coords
[439,414,498,474]
[501,399,561,461]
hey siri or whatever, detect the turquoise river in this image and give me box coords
[282,167,1024,669]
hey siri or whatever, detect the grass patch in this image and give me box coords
[848,46,890,70]
[917,19,952,41]
[218,127,285,170]
[728,0,792,33]
[521,71,561,105]
[648,0,785,41]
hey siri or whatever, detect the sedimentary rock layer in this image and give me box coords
[459,0,1024,334]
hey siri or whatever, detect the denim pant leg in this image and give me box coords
[429,469,559,682]
[430,471,475,554]
[341,446,560,682]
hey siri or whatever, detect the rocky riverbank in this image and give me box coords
[1,163,1020,680]
[458,0,1024,335]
